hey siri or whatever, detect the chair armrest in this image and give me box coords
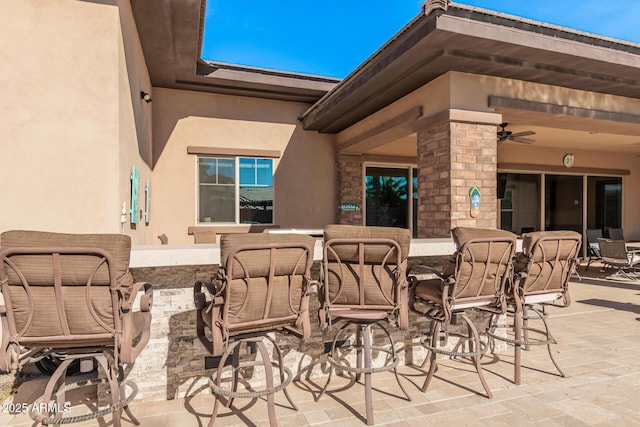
[193,279,218,310]
[121,281,153,313]
[292,277,316,340]
[305,279,319,297]
[193,279,226,356]
[120,282,153,364]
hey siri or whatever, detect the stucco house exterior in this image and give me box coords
[5,0,640,404]
[3,0,640,246]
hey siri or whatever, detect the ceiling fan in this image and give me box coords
[497,123,536,145]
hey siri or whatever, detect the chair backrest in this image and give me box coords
[446,227,517,303]
[515,231,581,299]
[321,225,411,329]
[586,229,603,256]
[218,233,315,337]
[597,238,629,263]
[607,228,625,241]
[0,230,133,350]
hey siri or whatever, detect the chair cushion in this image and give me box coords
[452,227,516,263]
[0,231,135,343]
[0,230,133,288]
[521,230,582,262]
[220,233,315,280]
[218,235,313,336]
[325,262,398,306]
[450,227,516,299]
[324,225,410,263]
[413,279,443,305]
[8,285,115,338]
[517,231,581,293]
[226,275,303,323]
[326,308,389,321]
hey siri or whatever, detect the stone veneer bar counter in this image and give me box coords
[125,238,513,402]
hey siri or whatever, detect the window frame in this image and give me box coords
[196,155,275,225]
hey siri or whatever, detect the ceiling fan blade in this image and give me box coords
[510,130,536,138]
[511,136,535,144]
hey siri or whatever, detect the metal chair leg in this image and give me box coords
[209,336,295,427]
[460,313,492,399]
[421,321,440,393]
[362,324,374,425]
[530,306,566,378]
[320,321,408,424]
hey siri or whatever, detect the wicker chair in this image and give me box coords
[0,230,152,426]
[316,225,411,426]
[194,233,315,427]
[488,230,581,384]
[409,227,516,398]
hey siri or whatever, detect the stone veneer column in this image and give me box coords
[416,112,499,237]
[336,155,364,225]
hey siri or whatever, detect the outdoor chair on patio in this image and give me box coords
[585,229,603,271]
[409,227,516,399]
[597,238,640,280]
[488,230,581,385]
[606,227,625,241]
[316,225,411,426]
[0,230,152,427]
[194,233,315,427]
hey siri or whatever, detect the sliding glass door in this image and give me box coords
[498,172,622,238]
[365,166,417,236]
[587,176,622,231]
[545,175,583,234]
[498,173,541,234]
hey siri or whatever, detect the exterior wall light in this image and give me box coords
[140,91,152,103]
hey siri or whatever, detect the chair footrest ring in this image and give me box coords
[327,346,399,375]
[422,336,488,358]
[209,366,293,399]
[487,328,555,347]
[30,379,137,425]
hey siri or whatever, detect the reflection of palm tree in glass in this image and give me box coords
[366,176,407,227]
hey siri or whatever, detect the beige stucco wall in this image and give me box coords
[151,88,337,244]
[0,0,152,242]
[116,0,153,244]
[448,72,640,115]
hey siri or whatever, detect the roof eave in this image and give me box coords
[301,3,640,134]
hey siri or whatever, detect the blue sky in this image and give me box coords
[202,0,640,78]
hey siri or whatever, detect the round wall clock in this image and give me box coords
[563,154,574,168]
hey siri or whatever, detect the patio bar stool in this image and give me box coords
[194,233,315,427]
[409,227,516,398]
[316,225,411,426]
[0,230,153,427]
[487,230,581,384]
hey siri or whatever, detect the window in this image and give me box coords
[198,157,274,224]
